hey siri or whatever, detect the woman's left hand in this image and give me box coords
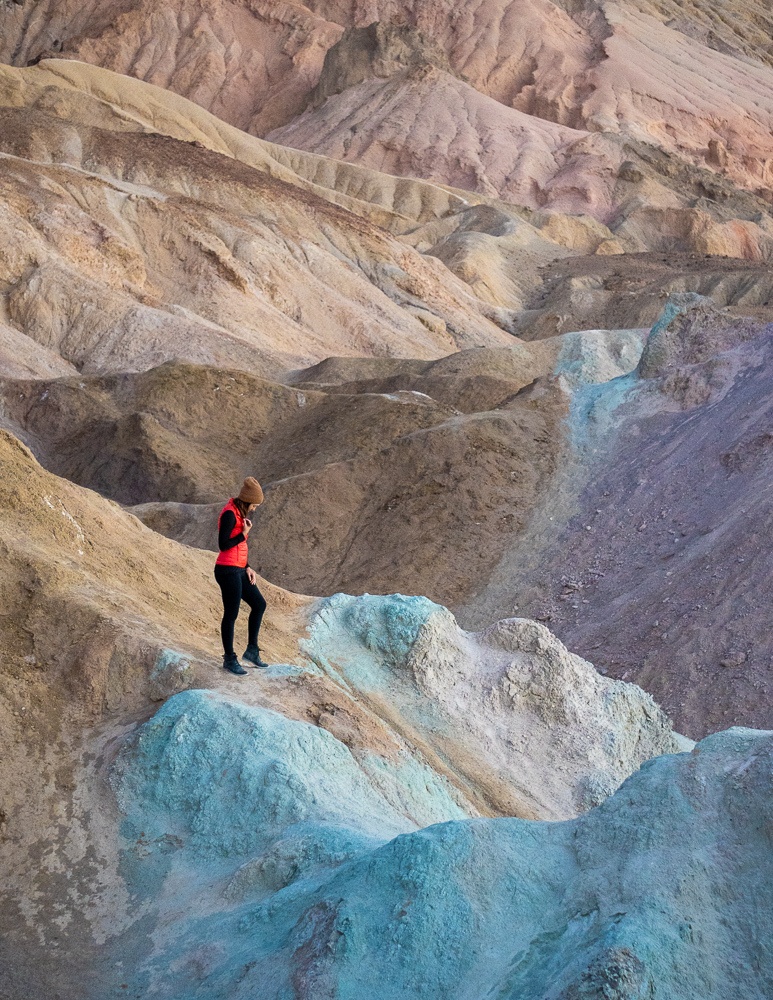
[247,568,258,585]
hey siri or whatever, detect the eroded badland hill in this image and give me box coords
[0,2,771,997]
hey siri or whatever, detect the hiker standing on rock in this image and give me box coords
[215,477,269,675]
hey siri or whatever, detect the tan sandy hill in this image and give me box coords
[0,60,522,381]
[0,327,641,607]
[271,61,624,217]
[0,355,565,609]
[270,21,617,216]
[0,57,485,232]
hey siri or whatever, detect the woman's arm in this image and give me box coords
[218,510,246,551]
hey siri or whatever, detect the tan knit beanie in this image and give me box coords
[238,476,264,505]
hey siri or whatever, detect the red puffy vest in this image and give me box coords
[215,499,249,568]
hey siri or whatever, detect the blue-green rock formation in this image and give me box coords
[109,690,773,999]
[300,592,684,819]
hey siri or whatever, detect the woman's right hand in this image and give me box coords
[243,518,252,535]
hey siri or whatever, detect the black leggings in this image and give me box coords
[214,566,267,655]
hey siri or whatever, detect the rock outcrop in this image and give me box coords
[302,592,683,819]
[27,697,772,999]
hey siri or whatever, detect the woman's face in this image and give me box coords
[248,503,258,514]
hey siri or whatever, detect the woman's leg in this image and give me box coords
[241,574,267,648]
[215,568,243,655]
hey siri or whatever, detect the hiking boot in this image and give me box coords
[243,644,269,668]
[223,653,248,675]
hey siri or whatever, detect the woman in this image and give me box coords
[214,477,269,674]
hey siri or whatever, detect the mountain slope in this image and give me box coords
[3,0,773,201]
[0,61,519,378]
